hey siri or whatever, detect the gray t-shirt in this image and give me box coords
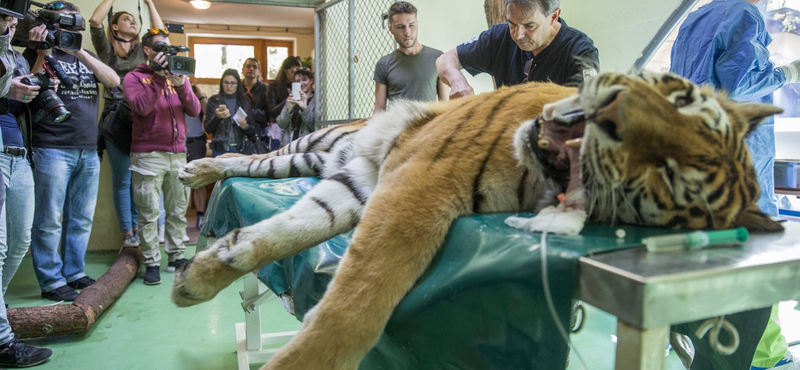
[373,45,442,105]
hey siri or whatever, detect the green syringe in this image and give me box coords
[642,227,749,253]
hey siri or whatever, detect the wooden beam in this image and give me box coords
[7,247,143,339]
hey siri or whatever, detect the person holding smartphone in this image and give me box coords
[276,67,315,143]
[204,69,258,157]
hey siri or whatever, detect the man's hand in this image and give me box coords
[169,74,186,87]
[448,80,474,99]
[29,24,50,55]
[9,75,41,103]
[152,52,169,77]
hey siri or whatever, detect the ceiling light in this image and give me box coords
[190,0,211,10]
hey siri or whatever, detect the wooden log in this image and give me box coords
[7,247,143,339]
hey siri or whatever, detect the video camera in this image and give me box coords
[0,0,30,19]
[12,1,85,51]
[23,53,71,123]
[149,42,196,76]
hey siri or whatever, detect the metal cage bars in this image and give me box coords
[315,0,396,126]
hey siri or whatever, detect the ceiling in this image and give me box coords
[158,0,319,29]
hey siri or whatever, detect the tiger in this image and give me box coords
[171,71,784,370]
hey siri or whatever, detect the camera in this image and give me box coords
[149,42,196,76]
[11,1,85,51]
[22,72,69,123]
[22,53,71,123]
[0,0,30,19]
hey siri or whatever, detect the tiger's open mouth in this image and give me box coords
[534,89,626,210]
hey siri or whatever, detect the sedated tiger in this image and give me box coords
[171,71,784,370]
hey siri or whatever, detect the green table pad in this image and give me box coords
[200,177,678,369]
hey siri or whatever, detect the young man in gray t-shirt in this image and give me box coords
[373,1,449,114]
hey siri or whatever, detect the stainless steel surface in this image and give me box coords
[578,222,800,329]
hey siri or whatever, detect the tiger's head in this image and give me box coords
[559,72,784,232]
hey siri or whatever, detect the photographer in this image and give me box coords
[0,13,53,368]
[23,1,120,302]
[123,29,200,286]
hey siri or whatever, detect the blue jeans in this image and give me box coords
[104,138,138,233]
[0,151,35,345]
[31,148,100,292]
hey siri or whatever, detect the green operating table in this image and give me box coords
[199,177,800,370]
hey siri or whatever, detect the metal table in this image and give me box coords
[578,221,800,370]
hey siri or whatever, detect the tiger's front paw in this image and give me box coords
[178,157,228,188]
[171,230,258,307]
[505,206,587,236]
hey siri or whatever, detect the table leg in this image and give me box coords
[615,321,669,370]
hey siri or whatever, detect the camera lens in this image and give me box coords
[174,61,184,70]
[38,90,72,124]
[60,33,73,47]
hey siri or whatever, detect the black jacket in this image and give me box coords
[204,94,257,154]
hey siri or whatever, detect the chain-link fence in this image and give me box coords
[315,0,396,126]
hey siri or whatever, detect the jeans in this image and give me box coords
[0,151,34,345]
[104,138,138,233]
[31,148,100,292]
[131,151,189,266]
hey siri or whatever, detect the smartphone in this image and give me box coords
[292,83,301,100]
[218,104,227,111]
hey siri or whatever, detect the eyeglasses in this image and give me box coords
[223,81,238,86]
[149,28,169,35]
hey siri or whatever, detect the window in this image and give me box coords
[267,45,290,80]
[189,37,294,84]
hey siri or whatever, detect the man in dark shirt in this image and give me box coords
[24,2,120,302]
[436,0,598,98]
[241,57,270,142]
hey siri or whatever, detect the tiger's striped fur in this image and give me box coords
[173,72,783,370]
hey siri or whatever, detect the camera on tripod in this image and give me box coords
[0,0,30,18]
[149,42,196,76]
[23,54,71,123]
[11,1,85,51]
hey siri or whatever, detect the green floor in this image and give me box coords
[5,246,798,370]
[5,246,302,370]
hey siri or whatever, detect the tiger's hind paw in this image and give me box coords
[178,157,228,188]
[171,231,259,307]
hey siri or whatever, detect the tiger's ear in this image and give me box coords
[735,102,783,136]
[733,205,784,233]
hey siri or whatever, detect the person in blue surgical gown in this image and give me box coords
[671,2,800,369]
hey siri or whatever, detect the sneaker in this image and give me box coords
[143,266,161,285]
[0,337,53,368]
[158,224,165,244]
[166,258,189,273]
[66,276,96,290]
[41,285,78,302]
[123,233,139,247]
[196,213,204,229]
[182,233,190,243]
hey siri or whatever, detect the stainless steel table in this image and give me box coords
[578,221,800,370]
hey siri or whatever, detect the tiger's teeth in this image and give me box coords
[566,138,583,148]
